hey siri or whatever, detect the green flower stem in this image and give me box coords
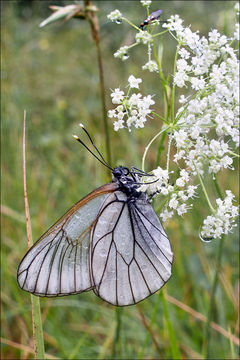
[142,126,170,172]
[155,131,167,168]
[227,150,240,157]
[112,307,122,358]
[194,163,215,213]
[170,45,179,123]
[160,290,181,359]
[202,178,224,358]
[152,41,169,119]
[152,30,169,38]
[166,135,173,173]
[151,111,169,124]
[203,234,225,359]
[213,176,223,199]
[122,17,140,31]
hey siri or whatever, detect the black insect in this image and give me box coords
[139,9,163,29]
[17,125,173,306]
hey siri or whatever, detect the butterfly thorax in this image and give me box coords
[112,166,143,201]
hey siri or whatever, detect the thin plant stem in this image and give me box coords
[112,307,122,358]
[202,234,225,359]
[142,126,170,171]
[166,135,173,173]
[23,110,45,360]
[155,131,167,168]
[193,162,215,213]
[170,45,179,123]
[137,294,162,358]
[152,41,169,118]
[160,290,181,359]
[122,17,140,31]
[202,177,224,359]
[151,111,169,124]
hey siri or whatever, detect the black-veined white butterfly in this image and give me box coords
[17,125,173,306]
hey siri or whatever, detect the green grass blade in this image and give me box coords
[160,290,181,359]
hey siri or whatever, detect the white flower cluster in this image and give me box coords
[108,75,155,131]
[114,46,129,61]
[162,16,239,176]
[140,0,152,6]
[107,9,123,23]
[200,190,238,240]
[139,167,198,221]
[135,31,153,44]
[142,60,158,72]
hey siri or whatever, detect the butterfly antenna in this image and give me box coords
[79,124,113,171]
[73,135,113,171]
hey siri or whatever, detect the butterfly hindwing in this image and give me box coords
[91,190,173,306]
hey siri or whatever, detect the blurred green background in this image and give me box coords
[1,1,239,359]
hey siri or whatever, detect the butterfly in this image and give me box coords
[17,125,173,306]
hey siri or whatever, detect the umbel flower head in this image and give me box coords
[107,5,239,240]
[108,75,155,131]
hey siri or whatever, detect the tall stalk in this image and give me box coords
[85,0,112,171]
[23,111,45,360]
[202,178,224,359]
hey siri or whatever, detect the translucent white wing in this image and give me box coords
[91,191,173,306]
[17,183,117,296]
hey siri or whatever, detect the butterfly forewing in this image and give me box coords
[91,191,173,306]
[17,183,117,296]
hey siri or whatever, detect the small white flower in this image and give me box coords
[142,60,159,72]
[179,95,188,104]
[176,177,185,187]
[153,167,169,181]
[140,0,152,6]
[160,209,174,222]
[177,203,188,216]
[190,76,206,90]
[179,48,190,59]
[173,129,188,148]
[128,75,142,89]
[111,88,124,104]
[180,169,190,181]
[135,31,153,44]
[179,191,188,201]
[114,46,129,61]
[142,95,155,107]
[234,23,239,41]
[108,109,116,118]
[169,195,179,209]
[174,70,189,87]
[129,93,142,106]
[187,185,197,198]
[209,29,220,42]
[162,14,184,32]
[107,9,123,23]
[113,120,124,131]
[117,111,125,120]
